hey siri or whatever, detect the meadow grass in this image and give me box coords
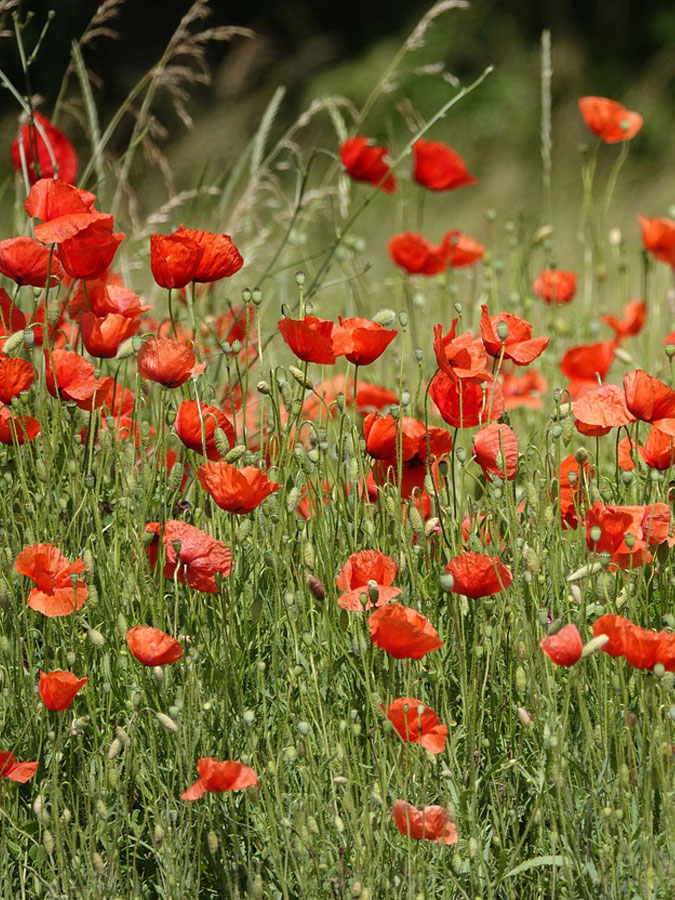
[0,2,674,899]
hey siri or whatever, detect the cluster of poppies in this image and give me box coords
[3,87,675,847]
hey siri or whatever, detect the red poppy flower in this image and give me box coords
[473,423,519,481]
[638,215,675,267]
[501,369,547,411]
[175,400,235,460]
[208,304,256,344]
[81,312,140,359]
[557,453,594,530]
[38,670,88,711]
[602,300,646,342]
[533,270,577,304]
[57,216,124,279]
[593,615,675,672]
[25,178,96,222]
[340,136,397,193]
[368,603,442,660]
[0,288,26,349]
[389,232,449,275]
[0,405,41,444]
[174,226,244,282]
[430,370,504,428]
[45,349,113,410]
[586,502,671,570]
[0,355,34,404]
[383,697,448,753]
[433,321,488,382]
[479,306,549,366]
[413,138,477,191]
[15,543,88,617]
[635,427,675,470]
[392,800,457,845]
[197,460,281,514]
[150,231,203,289]
[573,383,635,436]
[444,230,484,268]
[278,314,343,365]
[301,374,398,420]
[11,112,78,184]
[444,551,512,599]
[623,370,675,435]
[333,317,397,366]
[0,236,63,287]
[578,96,643,143]
[540,624,583,667]
[137,337,204,389]
[0,751,38,783]
[144,520,232,593]
[335,549,402,611]
[181,758,258,801]
[559,340,616,398]
[68,280,150,319]
[126,626,184,666]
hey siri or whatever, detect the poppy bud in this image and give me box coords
[87,628,105,648]
[92,853,105,876]
[249,875,264,900]
[43,830,55,854]
[373,308,396,326]
[2,330,25,354]
[517,707,532,728]
[107,738,122,760]
[156,712,178,733]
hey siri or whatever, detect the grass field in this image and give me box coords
[0,2,674,898]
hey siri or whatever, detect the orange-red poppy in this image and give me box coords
[57,216,124,279]
[181,758,258,801]
[333,316,397,366]
[638,215,675,267]
[0,751,38,783]
[144,520,232,593]
[340,136,397,192]
[335,549,402,611]
[573,383,635,436]
[197,460,281,514]
[392,800,457,844]
[68,279,150,319]
[540,624,583,667]
[126,626,184,666]
[388,232,449,275]
[15,543,88,617]
[81,312,141,359]
[137,336,204,389]
[602,300,646,342]
[501,368,547,411]
[0,288,26,349]
[0,355,34,404]
[0,405,41,444]
[480,306,549,366]
[473,423,519,481]
[430,370,504,428]
[150,231,203,289]
[559,339,616,398]
[278,314,343,365]
[533,270,577,304]
[38,670,89,711]
[45,349,113,410]
[586,502,671,570]
[175,226,244,282]
[413,138,477,191]
[383,697,448,753]
[25,179,96,224]
[623,370,675,435]
[368,603,443,660]
[633,427,675,470]
[11,112,78,184]
[578,96,643,143]
[593,615,675,672]
[175,400,234,460]
[433,321,488,382]
[444,551,512,598]
[0,236,63,287]
[444,230,484,268]
[301,374,398,420]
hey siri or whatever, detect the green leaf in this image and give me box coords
[504,855,569,878]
